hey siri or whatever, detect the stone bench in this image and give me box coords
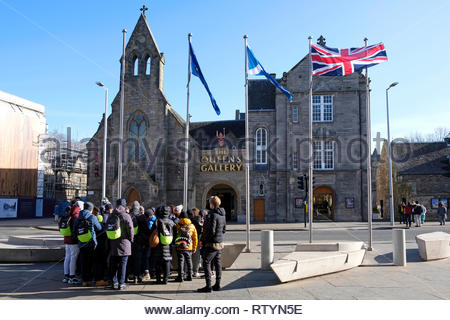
[415,232,450,261]
[271,241,366,283]
[171,243,245,270]
[0,241,65,262]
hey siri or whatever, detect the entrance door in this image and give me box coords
[313,186,334,221]
[126,187,141,206]
[254,199,265,222]
[207,184,237,221]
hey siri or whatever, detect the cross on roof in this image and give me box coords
[140,5,148,15]
[317,35,326,46]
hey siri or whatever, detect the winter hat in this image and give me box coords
[132,201,140,208]
[84,202,94,212]
[116,198,127,207]
[75,201,84,209]
[174,205,183,214]
[104,203,113,211]
[145,208,155,218]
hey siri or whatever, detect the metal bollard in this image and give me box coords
[261,230,274,270]
[392,229,406,266]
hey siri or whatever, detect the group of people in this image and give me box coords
[58,195,226,292]
[399,200,448,228]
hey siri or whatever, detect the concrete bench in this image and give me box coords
[271,241,366,283]
[416,232,450,261]
[0,241,65,262]
[171,243,245,270]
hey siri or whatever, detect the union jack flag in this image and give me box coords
[311,43,387,76]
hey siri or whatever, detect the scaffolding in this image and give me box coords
[42,138,88,201]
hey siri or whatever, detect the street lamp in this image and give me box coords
[96,82,108,203]
[386,81,399,226]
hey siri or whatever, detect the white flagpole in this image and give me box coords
[364,37,373,251]
[308,36,314,243]
[118,29,127,199]
[244,35,251,252]
[183,33,192,210]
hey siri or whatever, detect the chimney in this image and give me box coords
[235,109,240,120]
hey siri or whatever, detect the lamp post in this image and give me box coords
[96,82,108,203]
[386,81,399,226]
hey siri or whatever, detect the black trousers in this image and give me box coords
[177,250,193,278]
[405,214,412,227]
[202,247,222,287]
[93,244,107,281]
[79,245,95,282]
[155,260,171,282]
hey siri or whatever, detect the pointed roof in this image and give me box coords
[124,13,163,59]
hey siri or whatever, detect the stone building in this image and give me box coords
[376,139,450,221]
[87,11,371,222]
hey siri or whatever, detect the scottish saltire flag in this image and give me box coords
[189,42,220,115]
[247,46,293,102]
[311,43,387,76]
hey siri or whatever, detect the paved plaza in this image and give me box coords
[1,219,450,300]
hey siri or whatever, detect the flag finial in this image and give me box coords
[317,35,326,46]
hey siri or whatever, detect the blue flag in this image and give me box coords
[247,45,293,102]
[189,42,221,115]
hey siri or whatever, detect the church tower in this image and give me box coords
[87,7,186,207]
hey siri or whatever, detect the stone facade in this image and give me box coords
[376,140,450,221]
[87,13,371,221]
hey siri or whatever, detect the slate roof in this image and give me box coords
[392,142,450,175]
[189,120,245,150]
[248,79,275,110]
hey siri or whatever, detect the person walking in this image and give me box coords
[150,206,175,284]
[106,201,134,290]
[73,202,103,287]
[413,201,423,227]
[404,202,413,229]
[419,202,427,224]
[399,201,406,224]
[61,201,81,285]
[437,201,447,226]
[198,196,226,293]
[175,211,198,282]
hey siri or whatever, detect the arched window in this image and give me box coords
[128,113,147,162]
[145,56,151,75]
[133,57,139,76]
[255,128,268,165]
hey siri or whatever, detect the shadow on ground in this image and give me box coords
[374,248,422,264]
[221,269,279,291]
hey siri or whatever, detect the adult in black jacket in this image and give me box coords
[198,196,226,293]
[150,206,175,284]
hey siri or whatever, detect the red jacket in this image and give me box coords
[64,206,80,245]
[404,205,413,214]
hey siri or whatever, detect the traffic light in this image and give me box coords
[297,174,305,190]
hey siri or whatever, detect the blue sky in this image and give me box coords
[1,0,449,143]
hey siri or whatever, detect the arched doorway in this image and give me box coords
[206,183,238,221]
[313,186,334,221]
[126,187,141,207]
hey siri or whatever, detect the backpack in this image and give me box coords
[175,224,192,250]
[59,215,72,236]
[77,218,92,243]
[130,214,139,235]
[106,214,122,240]
[159,221,173,245]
